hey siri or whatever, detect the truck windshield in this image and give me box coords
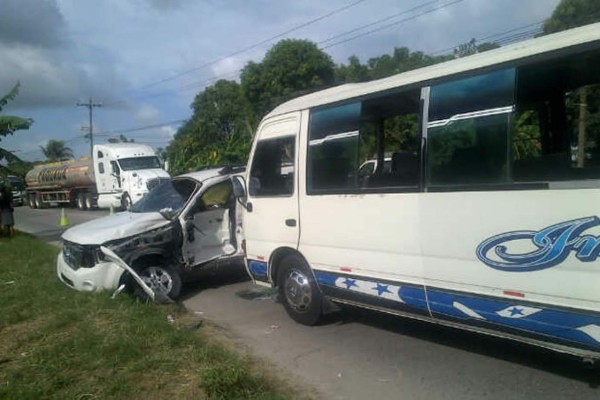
[130,179,197,214]
[118,156,161,171]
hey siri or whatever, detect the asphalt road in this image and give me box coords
[13,205,110,246]
[14,206,600,400]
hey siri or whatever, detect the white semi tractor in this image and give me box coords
[25,143,169,210]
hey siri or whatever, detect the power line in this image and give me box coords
[318,0,440,45]
[127,0,369,94]
[477,21,543,43]
[105,70,242,108]
[124,4,538,110]
[428,21,544,56]
[93,119,187,136]
[92,11,555,145]
[321,0,464,50]
[107,0,464,106]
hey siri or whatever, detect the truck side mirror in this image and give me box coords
[231,176,252,212]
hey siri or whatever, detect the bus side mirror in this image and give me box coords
[231,176,247,198]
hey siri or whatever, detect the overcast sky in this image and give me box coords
[0,0,561,161]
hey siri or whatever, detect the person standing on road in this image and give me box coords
[0,184,15,237]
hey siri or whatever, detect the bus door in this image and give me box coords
[244,113,300,283]
[297,92,429,318]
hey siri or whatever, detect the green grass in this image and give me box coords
[0,233,292,400]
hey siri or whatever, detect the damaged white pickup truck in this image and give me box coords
[57,167,245,301]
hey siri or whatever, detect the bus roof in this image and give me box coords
[265,22,600,119]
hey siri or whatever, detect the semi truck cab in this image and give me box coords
[93,144,170,210]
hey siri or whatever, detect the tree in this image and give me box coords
[453,39,500,58]
[167,79,254,174]
[241,39,335,119]
[335,55,370,83]
[40,139,73,162]
[0,82,33,175]
[542,0,600,34]
[156,146,167,161]
[360,47,453,81]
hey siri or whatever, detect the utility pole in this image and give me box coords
[77,98,102,157]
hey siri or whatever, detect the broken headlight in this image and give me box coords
[62,241,105,270]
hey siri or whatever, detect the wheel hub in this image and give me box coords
[141,266,173,294]
[284,269,312,313]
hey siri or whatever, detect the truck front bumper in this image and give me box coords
[57,251,124,292]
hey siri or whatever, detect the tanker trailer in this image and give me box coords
[25,158,97,209]
[25,143,170,210]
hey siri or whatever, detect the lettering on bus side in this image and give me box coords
[476,216,600,272]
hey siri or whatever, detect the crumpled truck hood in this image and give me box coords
[61,211,170,245]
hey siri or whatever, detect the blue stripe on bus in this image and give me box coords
[315,271,428,311]
[313,270,600,348]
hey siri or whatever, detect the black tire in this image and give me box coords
[28,195,36,209]
[77,193,87,210]
[134,264,182,301]
[277,254,322,325]
[84,193,93,209]
[121,193,132,211]
[35,194,44,209]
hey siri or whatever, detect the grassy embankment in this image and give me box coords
[0,233,293,399]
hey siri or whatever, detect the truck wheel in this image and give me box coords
[28,195,36,209]
[134,265,182,301]
[77,193,87,210]
[277,254,323,326]
[85,193,94,209]
[121,193,132,211]
[34,194,44,209]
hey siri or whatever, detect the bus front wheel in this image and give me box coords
[277,254,322,326]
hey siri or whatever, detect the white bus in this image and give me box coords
[232,23,600,360]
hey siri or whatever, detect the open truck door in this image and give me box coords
[181,179,236,266]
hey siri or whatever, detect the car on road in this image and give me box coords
[57,166,245,300]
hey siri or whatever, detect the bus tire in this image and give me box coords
[277,254,322,326]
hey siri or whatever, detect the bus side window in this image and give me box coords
[308,103,360,194]
[427,69,515,186]
[359,89,421,189]
[513,49,600,182]
[307,90,421,194]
